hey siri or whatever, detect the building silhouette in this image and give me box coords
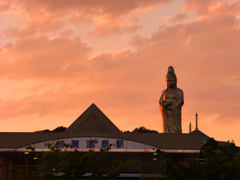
[0,103,208,179]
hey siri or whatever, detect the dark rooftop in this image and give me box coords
[0,103,202,150]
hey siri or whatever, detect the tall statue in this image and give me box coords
[159,66,184,133]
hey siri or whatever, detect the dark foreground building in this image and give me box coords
[0,104,204,179]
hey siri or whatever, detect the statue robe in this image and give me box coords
[159,88,184,133]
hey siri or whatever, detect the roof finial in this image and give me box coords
[189,122,192,133]
[195,112,198,130]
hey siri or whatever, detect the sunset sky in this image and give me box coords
[0,0,240,145]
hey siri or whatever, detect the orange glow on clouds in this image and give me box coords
[0,0,240,145]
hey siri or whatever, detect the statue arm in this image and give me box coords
[159,91,164,107]
[174,89,184,109]
[159,91,173,109]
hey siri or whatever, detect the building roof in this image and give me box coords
[66,103,121,134]
[191,129,209,144]
[0,103,202,151]
[0,131,201,150]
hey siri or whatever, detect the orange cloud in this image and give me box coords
[169,0,240,23]
[0,35,91,79]
[2,0,171,37]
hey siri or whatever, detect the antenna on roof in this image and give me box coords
[195,112,198,130]
[189,122,192,133]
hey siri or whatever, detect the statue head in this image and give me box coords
[166,66,177,89]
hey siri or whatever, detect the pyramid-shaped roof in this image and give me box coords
[191,129,209,144]
[66,103,121,134]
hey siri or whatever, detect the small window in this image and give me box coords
[116,140,124,148]
[101,140,109,148]
[86,140,95,148]
[71,140,79,148]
